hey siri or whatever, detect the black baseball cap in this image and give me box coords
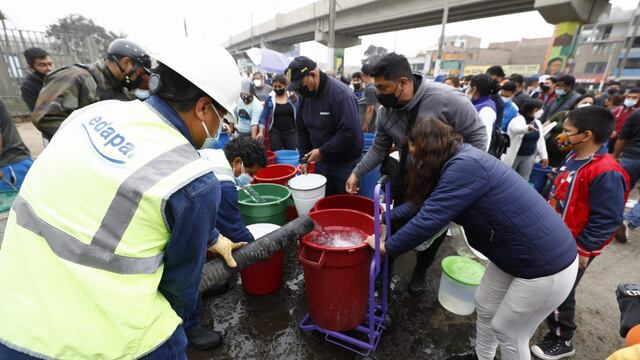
[285,56,317,91]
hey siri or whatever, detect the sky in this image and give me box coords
[1,0,636,67]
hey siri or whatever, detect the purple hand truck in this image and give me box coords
[300,175,392,359]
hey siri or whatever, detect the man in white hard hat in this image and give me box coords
[0,40,243,359]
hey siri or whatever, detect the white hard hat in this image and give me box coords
[150,39,240,120]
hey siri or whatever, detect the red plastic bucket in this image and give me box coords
[240,223,284,295]
[311,194,382,218]
[267,151,276,165]
[241,249,285,295]
[253,164,296,186]
[299,209,374,331]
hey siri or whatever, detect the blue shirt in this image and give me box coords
[500,100,519,132]
[145,95,221,323]
[217,181,254,243]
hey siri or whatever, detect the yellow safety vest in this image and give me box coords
[0,100,215,359]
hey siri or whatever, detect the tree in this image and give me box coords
[46,14,125,62]
[362,45,388,65]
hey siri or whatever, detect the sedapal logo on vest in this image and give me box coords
[81,116,137,165]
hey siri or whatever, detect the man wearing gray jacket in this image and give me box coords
[346,53,487,295]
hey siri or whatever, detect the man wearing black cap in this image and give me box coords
[286,56,363,196]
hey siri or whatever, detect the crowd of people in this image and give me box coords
[0,38,638,360]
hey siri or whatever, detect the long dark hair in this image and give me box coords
[406,118,463,210]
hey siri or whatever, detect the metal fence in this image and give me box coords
[0,27,101,116]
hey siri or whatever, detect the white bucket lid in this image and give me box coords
[246,223,281,239]
[288,174,327,191]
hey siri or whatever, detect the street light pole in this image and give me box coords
[435,0,449,76]
[328,0,336,73]
[616,3,640,81]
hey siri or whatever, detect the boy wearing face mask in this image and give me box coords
[532,106,629,360]
[235,80,264,139]
[611,88,640,149]
[540,75,580,123]
[499,81,520,132]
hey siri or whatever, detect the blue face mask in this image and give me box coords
[555,88,566,96]
[235,162,254,186]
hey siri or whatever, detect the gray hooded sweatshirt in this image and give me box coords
[353,76,487,178]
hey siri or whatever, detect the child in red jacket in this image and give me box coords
[532,106,630,359]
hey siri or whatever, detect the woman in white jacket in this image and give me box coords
[502,99,549,179]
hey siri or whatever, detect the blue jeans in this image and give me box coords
[315,156,361,196]
[620,157,640,228]
[0,157,33,191]
[0,327,187,359]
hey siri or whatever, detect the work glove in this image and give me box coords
[208,235,247,268]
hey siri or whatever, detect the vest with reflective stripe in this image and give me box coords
[0,100,215,359]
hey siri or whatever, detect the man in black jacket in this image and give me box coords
[286,56,363,196]
[20,48,54,112]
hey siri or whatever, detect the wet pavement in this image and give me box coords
[189,234,479,360]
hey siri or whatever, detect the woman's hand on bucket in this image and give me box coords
[364,225,387,255]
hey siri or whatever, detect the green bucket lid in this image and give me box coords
[441,256,485,286]
[0,190,18,213]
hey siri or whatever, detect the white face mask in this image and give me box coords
[624,98,638,108]
[577,103,592,108]
[534,109,544,119]
[253,79,263,88]
[501,96,512,103]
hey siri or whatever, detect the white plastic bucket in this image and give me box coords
[438,256,485,316]
[288,174,326,216]
[291,195,323,216]
[288,174,327,199]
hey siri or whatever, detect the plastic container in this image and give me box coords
[300,209,374,331]
[275,150,300,166]
[0,190,17,249]
[267,151,277,165]
[311,194,382,218]
[438,256,486,316]
[359,165,382,199]
[297,162,316,174]
[363,133,375,151]
[253,164,297,186]
[238,184,292,226]
[529,163,552,194]
[288,174,327,216]
[240,223,284,295]
[213,131,229,149]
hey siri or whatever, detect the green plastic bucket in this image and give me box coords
[238,184,292,226]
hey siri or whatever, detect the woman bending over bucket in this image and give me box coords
[365,118,578,360]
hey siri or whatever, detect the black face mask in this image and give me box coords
[241,94,254,104]
[607,87,618,95]
[353,83,362,90]
[376,82,402,109]
[123,73,143,91]
[274,88,286,96]
[539,84,549,92]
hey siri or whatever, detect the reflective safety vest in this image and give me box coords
[0,100,215,359]
[198,148,235,184]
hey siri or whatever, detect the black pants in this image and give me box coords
[269,128,297,150]
[545,257,594,340]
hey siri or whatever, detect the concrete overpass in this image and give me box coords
[223,0,610,53]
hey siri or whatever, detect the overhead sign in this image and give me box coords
[463,64,541,77]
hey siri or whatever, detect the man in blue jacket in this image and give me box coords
[286,56,363,195]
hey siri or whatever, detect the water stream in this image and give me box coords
[240,185,266,204]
